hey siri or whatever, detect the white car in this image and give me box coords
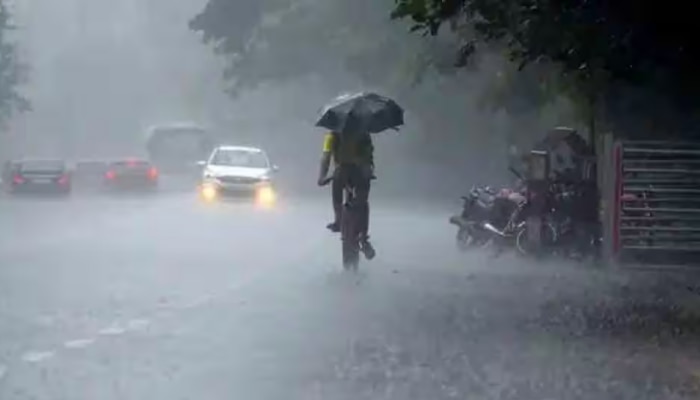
[198,145,278,204]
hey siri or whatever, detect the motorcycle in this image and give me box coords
[483,188,533,256]
[475,168,554,257]
[449,185,498,251]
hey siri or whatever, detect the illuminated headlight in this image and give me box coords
[200,181,218,202]
[255,184,276,207]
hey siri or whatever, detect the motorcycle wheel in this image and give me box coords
[457,226,494,252]
[456,227,475,251]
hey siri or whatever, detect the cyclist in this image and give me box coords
[317,130,376,259]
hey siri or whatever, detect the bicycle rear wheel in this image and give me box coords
[515,221,557,256]
[341,204,360,270]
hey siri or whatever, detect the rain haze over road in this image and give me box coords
[8,0,229,157]
[2,1,700,399]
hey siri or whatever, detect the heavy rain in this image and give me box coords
[1,0,700,399]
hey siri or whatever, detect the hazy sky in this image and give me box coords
[9,0,231,156]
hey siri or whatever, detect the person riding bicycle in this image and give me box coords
[317,130,376,259]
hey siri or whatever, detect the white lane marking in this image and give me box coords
[0,364,7,379]
[125,319,150,331]
[181,295,212,309]
[98,325,126,336]
[35,315,56,327]
[228,281,250,291]
[21,351,55,363]
[156,301,176,311]
[63,338,96,349]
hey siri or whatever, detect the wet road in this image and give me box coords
[1,190,700,399]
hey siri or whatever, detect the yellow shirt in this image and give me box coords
[322,131,373,167]
[322,132,334,153]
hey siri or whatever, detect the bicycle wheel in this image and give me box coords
[341,204,360,270]
[515,222,557,256]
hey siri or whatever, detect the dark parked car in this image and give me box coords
[104,159,159,191]
[7,159,71,195]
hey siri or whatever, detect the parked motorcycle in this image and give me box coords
[449,167,555,257]
[482,188,537,256]
[449,180,536,256]
[449,185,497,251]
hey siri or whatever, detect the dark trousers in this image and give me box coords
[331,164,371,237]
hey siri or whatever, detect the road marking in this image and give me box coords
[98,325,126,336]
[63,338,95,349]
[125,319,150,331]
[156,301,176,311]
[181,295,212,309]
[35,315,56,326]
[21,351,54,363]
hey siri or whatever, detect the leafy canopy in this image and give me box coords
[189,0,470,94]
[391,0,700,109]
[0,1,29,127]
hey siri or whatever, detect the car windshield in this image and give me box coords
[19,160,64,171]
[210,149,268,168]
[110,160,151,171]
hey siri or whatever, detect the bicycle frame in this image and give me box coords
[321,173,371,270]
[340,182,361,269]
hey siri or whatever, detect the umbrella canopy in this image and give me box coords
[315,92,404,135]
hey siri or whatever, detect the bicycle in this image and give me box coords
[320,174,374,270]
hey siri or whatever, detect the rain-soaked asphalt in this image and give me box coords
[1,187,700,399]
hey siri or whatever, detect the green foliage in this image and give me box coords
[0,2,29,127]
[189,0,266,54]
[190,0,584,122]
[191,0,700,137]
[392,0,700,113]
[190,0,466,95]
[190,0,582,165]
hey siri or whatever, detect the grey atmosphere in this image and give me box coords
[1,1,700,399]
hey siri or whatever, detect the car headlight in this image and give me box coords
[200,182,218,201]
[255,185,276,207]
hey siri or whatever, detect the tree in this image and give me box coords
[0,1,29,128]
[189,0,439,95]
[189,0,574,166]
[190,0,578,127]
[391,0,700,137]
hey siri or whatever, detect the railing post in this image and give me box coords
[599,133,620,267]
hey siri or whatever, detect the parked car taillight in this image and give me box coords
[147,167,158,180]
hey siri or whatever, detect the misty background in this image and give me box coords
[4,0,580,199]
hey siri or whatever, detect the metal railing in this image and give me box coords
[616,141,700,257]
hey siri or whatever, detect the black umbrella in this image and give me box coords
[315,92,404,135]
